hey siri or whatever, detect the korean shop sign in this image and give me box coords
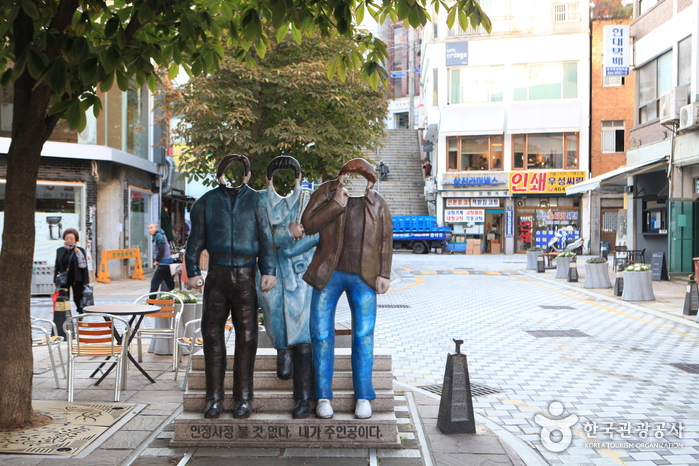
[603,25,629,76]
[444,174,505,188]
[509,171,586,194]
[445,209,484,223]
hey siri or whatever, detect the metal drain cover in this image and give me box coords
[526,329,591,338]
[377,304,411,308]
[539,305,576,310]
[418,383,501,397]
[668,363,699,374]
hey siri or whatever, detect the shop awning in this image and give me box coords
[565,155,669,195]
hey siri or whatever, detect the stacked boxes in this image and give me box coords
[490,239,502,253]
[466,239,482,255]
[31,261,55,296]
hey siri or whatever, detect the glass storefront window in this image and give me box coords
[129,189,151,268]
[0,181,84,262]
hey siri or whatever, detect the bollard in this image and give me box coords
[537,255,545,273]
[613,270,624,296]
[437,339,476,435]
[682,274,699,316]
[568,260,579,282]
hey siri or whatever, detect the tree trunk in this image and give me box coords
[0,53,58,426]
[0,135,46,426]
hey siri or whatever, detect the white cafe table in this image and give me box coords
[83,303,161,384]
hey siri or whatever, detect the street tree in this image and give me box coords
[0,0,490,427]
[168,32,392,190]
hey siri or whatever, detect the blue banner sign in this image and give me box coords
[506,205,514,238]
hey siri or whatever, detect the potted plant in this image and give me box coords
[555,251,576,279]
[583,257,612,289]
[621,263,655,301]
[526,247,543,270]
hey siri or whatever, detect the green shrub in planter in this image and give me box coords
[165,290,199,303]
[625,263,650,272]
[527,247,542,252]
[557,251,576,257]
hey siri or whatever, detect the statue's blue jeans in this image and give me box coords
[310,270,377,401]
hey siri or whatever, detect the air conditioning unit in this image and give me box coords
[679,102,699,131]
[659,86,688,123]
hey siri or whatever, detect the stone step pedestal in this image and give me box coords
[171,347,399,449]
[172,412,399,448]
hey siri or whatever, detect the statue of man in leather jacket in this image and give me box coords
[185,154,277,419]
[301,158,393,420]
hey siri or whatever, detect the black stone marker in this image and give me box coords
[437,339,476,434]
[614,271,624,297]
[568,261,578,282]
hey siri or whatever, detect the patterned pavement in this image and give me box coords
[29,252,699,465]
[349,252,699,465]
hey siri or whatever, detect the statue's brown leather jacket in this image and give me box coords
[301,179,393,291]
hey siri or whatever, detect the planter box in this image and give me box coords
[555,257,575,279]
[621,271,655,301]
[526,250,542,270]
[583,262,612,289]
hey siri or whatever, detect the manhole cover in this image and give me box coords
[377,304,411,308]
[668,363,699,374]
[526,329,591,338]
[539,305,576,310]
[418,383,501,397]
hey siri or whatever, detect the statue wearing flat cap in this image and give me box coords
[301,158,393,420]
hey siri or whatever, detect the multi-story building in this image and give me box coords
[0,84,179,280]
[571,0,698,273]
[419,0,591,254]
[629,0,697,274]
[566,2,634,256]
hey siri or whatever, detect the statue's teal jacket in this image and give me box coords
[185,184,276,278]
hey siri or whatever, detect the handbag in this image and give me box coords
[55,250,75,287]
[81,284,94,308]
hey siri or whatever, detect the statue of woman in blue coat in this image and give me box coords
[256,156,318,418]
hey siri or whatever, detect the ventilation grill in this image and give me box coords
[526,329,591,338]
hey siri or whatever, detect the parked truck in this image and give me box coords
[392,216,453,254]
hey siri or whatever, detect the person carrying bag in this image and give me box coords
[53,228,91,337]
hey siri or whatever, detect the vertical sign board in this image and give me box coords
[651,252,669,281]
[445,42,469,66]
[603,25,630,76]
[506,205,514,238]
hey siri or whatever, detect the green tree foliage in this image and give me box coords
[168,33,391,190]
[0,0,489,428]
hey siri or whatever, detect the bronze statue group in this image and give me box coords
[184,155,393,421]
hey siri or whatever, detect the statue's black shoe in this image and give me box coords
[232,400,253,419]
[204,400,223,419]
[277,349,294,380]
[292,399,311,419]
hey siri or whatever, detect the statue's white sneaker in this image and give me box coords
[316,399,334,419]
[355,399,372,419]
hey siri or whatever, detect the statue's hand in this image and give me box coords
[376,276,390,294]
[289,222,305,240]
[260,275,277,291]
[188,276,204,290]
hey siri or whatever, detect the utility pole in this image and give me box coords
[408,27,415,129]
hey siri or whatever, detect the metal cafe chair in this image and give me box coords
[31,317,66,389]
[612,245,628,271]
[133,292,184,371]
[174,317,234,391]
[64,313,131,402]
